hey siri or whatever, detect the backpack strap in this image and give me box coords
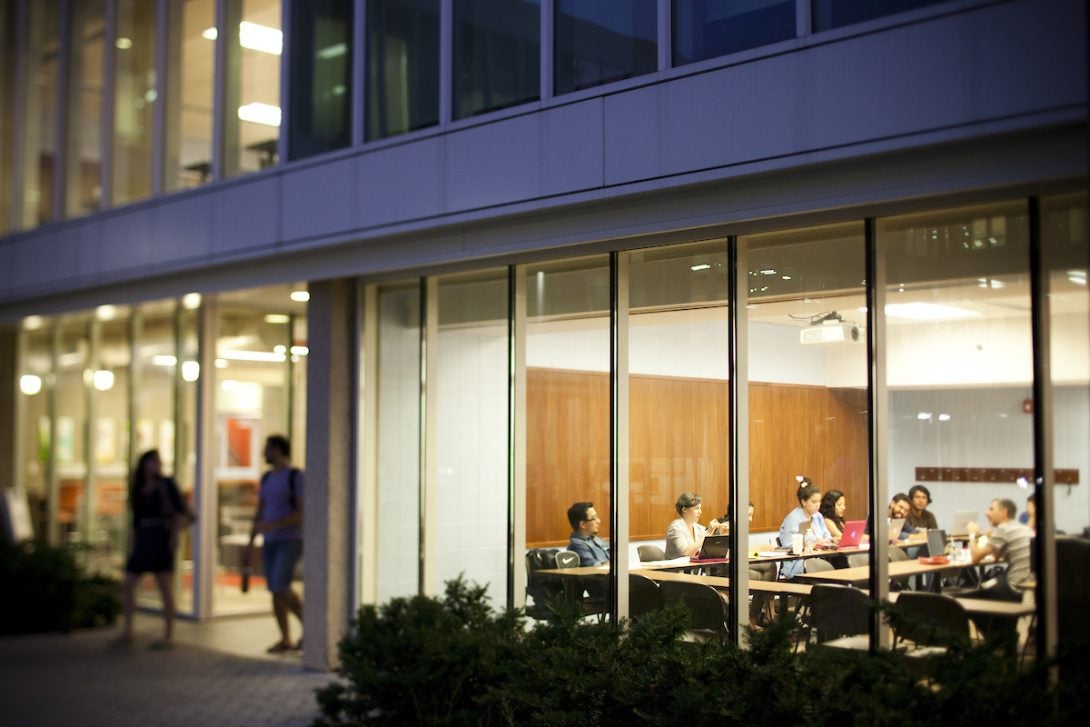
[289,468,300,511]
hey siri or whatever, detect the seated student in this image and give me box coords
[566,501,610,567]
[1017,495,1036,533]
[819,490,847,541]
[710,502,776,629]
[906,484,938,531]
[965,498,1033,602]
[778,480,834,579]
[888,492,925,541]
[665,492,706,559]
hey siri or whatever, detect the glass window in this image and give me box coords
[288,0,352,158]
[524,255,611,622]
[375,281,422,603]
[879,202,1033,638]
[64,0,105,216]
[453,0,540,120]
[227,0,282,176]
[432,270,509,606]
[742,223,868,599]
[55,318,90,548]
[0,0,18,233]
[673,0,795,66]
[21,0,60,227]
[812,0,948,33]
[176,296,201,613]
[112,0,157,206]
[365,0,439,141]
[555,0,656,94]
[18,323,54,542]
[165,0,215,191]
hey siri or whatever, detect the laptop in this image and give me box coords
[798,519,812,535]
[888,517,906,542]
[926,529,948,558]
[697,534,731,559]
[950,510,979,536]
[837,520,867,548]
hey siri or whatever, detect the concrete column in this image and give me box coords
[302,278,357,671]
[0,324,17,490]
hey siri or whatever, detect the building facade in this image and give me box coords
[0,0,1087,669]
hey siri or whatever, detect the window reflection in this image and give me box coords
[673,0,795,66]
[555,0,656,94]
[454,0,540,119]
[227,0,282,176]
[112,0,157,205]
[812,0,947,33]
[166,0,215,191]
[366,0,439,141]
[22,0,60,227]
[288,0,352,159]
[65,0,104,215]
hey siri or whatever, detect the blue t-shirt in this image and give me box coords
[260,467,303,542]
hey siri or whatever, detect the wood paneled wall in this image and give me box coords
[526,368,869,547]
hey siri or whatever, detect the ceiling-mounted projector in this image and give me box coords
[800,320,861,344]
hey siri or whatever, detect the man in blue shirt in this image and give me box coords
[567,502,610,566]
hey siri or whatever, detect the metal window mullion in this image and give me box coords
[83,318,99,546]
[357,283,379,606]
[101,0,117,208]
[191,296,218,618]
[610,252,630,623]
[150,0,168,195]
[657,0,670,71]
[419,277,438,596]
[1027,197,1058,665]
[438,0,452,124]
[55,0,72,218]
[728,235,749,644]
[540,0,553,100]
[865,217,891,650]
[277,0,291,163]
[351,0,366,147]
[509,266,528,609]
[46,323,60,545]
[796,0,811,38]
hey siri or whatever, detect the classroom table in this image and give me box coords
[792,558,978,588]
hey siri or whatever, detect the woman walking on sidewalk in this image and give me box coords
[117,449,195,649]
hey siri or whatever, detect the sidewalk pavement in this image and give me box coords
[0,615,336,727]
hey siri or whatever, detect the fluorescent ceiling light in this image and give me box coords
[917,412,932,421]
[690,263,711,272]
[23,315,44,330]
[181,361,200,382]
[202,27,217,40]
[151,355,177,367]
[238,103,281,127]
[885,302,981,321]
[20,375,42,396]
[1068,270,1087,286]
[214,358,228,368]
[265,313,290,324]
[316,42,347,60]
[274,345,287,355]
[290,345,309,356]
[219,349,286,363]
[92,370,115,391]
[290,290,310,302]
[96,304,119,321]
[115,37,132,50]
[58,352,84,368]
[938,413,951,422]
[239,21,282,54]
[182,292,202,310]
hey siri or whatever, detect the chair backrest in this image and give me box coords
[525,548,562,610]
[628,573,662,620]
[659,581,729,638]
[1057,536,1090,645]
[888,546,909,562]
[637,544,667,562]
[809,585,870,642]
[847,553,870,568]
[892,592,970,647]
[555,550,580,568]
[804,557,834,574]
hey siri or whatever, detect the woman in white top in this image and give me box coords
[664,492,707,559]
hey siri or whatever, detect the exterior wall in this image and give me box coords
[0,0,1085,318]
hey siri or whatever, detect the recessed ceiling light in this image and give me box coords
[182,293,202,310]
[265,313,290,324]
[115,37,132,50]
[239,21,282,55]
[23,315,44,330]
[690,263,711,272]
[290,290,310,302]
[917,412,932,421]
[238,102,281,127]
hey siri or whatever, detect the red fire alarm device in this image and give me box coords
[1023,399,1033,414]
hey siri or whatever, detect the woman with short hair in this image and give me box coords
[664,492,706,559]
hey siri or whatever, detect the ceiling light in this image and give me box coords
[690,263,710,272]
[274,345,287,354]
[1016,476,1030,489]
[20,374,42,396]
[115,37,132,50]
[218,349,286,363]
[290,345,309,356]
[151,355,177,366]
[23,315,44,331]
[290,290,310,302]
[885,302,981,321]
[215,358,228,368]
[781,275,792,280]
[1068,270,1087,286]
[181,360,200,382]
[96,304,119,321]
[202,27,217,40]
[238,103,281,127]
[265,313,290,324]
[760,269,776,275]
[938,413,951,422]
[182,293,202,310]
[316,42,347,60]
[239,21,282,55]
[917,412,932,421]
[93,370,115,391]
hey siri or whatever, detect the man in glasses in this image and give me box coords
[567,502,610,567]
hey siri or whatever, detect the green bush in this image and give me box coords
[0,540,120,635]
[316,577,1090,727]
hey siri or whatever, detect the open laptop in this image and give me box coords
[837,520,867,548]
[697,534,731,559]
[926,529,948,557]
[888,517,906,542]
[950,510,979,536]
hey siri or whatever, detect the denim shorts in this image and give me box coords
[262,539,302,593]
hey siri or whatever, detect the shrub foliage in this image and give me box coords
[315,578,1089,727]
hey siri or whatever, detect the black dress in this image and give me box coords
[125,477,185,574]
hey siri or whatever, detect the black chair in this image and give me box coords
[805,585,870,647]
[555,550,580,568]
[890,592,972,651]
[1057,536,1090,648]
[629,573,663,621]
[637,544,667,562]
[524,548,565,620]
[659,581,730,641]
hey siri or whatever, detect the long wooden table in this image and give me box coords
[793,558,978,587]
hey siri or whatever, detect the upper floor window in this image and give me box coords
[365,0,439,141]
[454,0,540,120]
[812,0,949,32]
[288,0,353,159]
[673,0,795,66]
[555,0,657,94]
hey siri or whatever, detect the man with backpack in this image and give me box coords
[245,434,304,653]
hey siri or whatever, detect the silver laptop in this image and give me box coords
[950,510,979,536]
[888,517,906,541]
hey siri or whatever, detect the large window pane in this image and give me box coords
[375,282,422,603]
[433,270,509,606]
[880,202,1033,643]
[454,0,539,120]
[673,0,795,66]
[18,324,53,542]
[64,0,105,216]
[228,0,282,176]
[1,0,20,232]
[524,256,611,622]
[21,0,60,227]
[743,223,868,604]
[288,0,352,159]
[112,0,157,205]
[555,0,656,94]
[166,0,215,191]
[55,318,90,548]
[365,0,439,141]
[812,0,948,33]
